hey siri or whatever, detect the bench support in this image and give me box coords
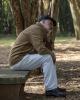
[0,69,29,100]
[0,84,21,100]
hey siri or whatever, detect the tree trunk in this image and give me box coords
[10,0,38,35]
[20,0,31,27]
[68,0,80,40]
[0,0,2,19]
[59,0,75,35]
[49,0,59,49]
[30,0,38,25]
[10,0,24,36]
[38,0,44,17]
[42,0,51,15]
[0,0,3,33]
[50,0,59,21]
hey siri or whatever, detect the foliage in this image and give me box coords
[0,0,14,34]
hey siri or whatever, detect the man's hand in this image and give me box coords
[52,51,56,64]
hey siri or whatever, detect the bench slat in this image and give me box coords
[0,69,29,84]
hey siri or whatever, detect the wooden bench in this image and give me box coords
[0,69,29,100]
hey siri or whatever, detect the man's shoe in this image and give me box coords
[57,87,66,92]
[46,88,66,97]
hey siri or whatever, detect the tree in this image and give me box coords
[10,0,24,36]
[38,0,44,17]
[59,0,75,35]
[10,0,38,36]
[50,0,59,21]
[39,0,59,21]
[68,0,80,40]
[49,0,59,49]
[0,0,3,33]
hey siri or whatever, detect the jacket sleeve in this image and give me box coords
[45,40,53,51]
[30,28,56,63]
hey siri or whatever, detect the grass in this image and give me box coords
[55,36,75,43]
[0,34,75,46]
[0,34,16,46]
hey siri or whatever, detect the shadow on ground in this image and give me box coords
[21,90,80,100]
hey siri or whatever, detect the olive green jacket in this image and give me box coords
[9,22,55,65]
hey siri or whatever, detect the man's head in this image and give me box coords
[38,15,56,32]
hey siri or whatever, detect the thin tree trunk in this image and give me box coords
[50,0,59,49]
[10,0,24,36]
[0,0,2,20]
[50,0,59,21]
[30,0,38,25]
[59,0,75,35]
[42,0,50,15]
[0,0,3,32]
[38,0,44,18]
[20,0,31,27]
[68,0,80,40]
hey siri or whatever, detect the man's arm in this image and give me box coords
[30,28,56,63]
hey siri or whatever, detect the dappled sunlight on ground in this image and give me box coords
[55,40,80,61]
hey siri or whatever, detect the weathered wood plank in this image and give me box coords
[0,69,30,100]
[0,69,29,84]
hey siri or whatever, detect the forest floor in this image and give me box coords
[0,36,80,100]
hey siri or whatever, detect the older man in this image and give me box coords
[9,15,66,97]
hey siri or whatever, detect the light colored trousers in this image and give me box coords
[11,54,58,90]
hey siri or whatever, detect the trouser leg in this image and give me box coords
[11,54,58,90]
[42,55,58,90]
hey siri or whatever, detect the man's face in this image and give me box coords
[43,20,53,32]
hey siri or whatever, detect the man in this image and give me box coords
[9,15,66,97]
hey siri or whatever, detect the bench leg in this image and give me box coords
[0,84,21,100]
[19,84,25,100]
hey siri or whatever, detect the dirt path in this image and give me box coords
[0,38,80,100]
